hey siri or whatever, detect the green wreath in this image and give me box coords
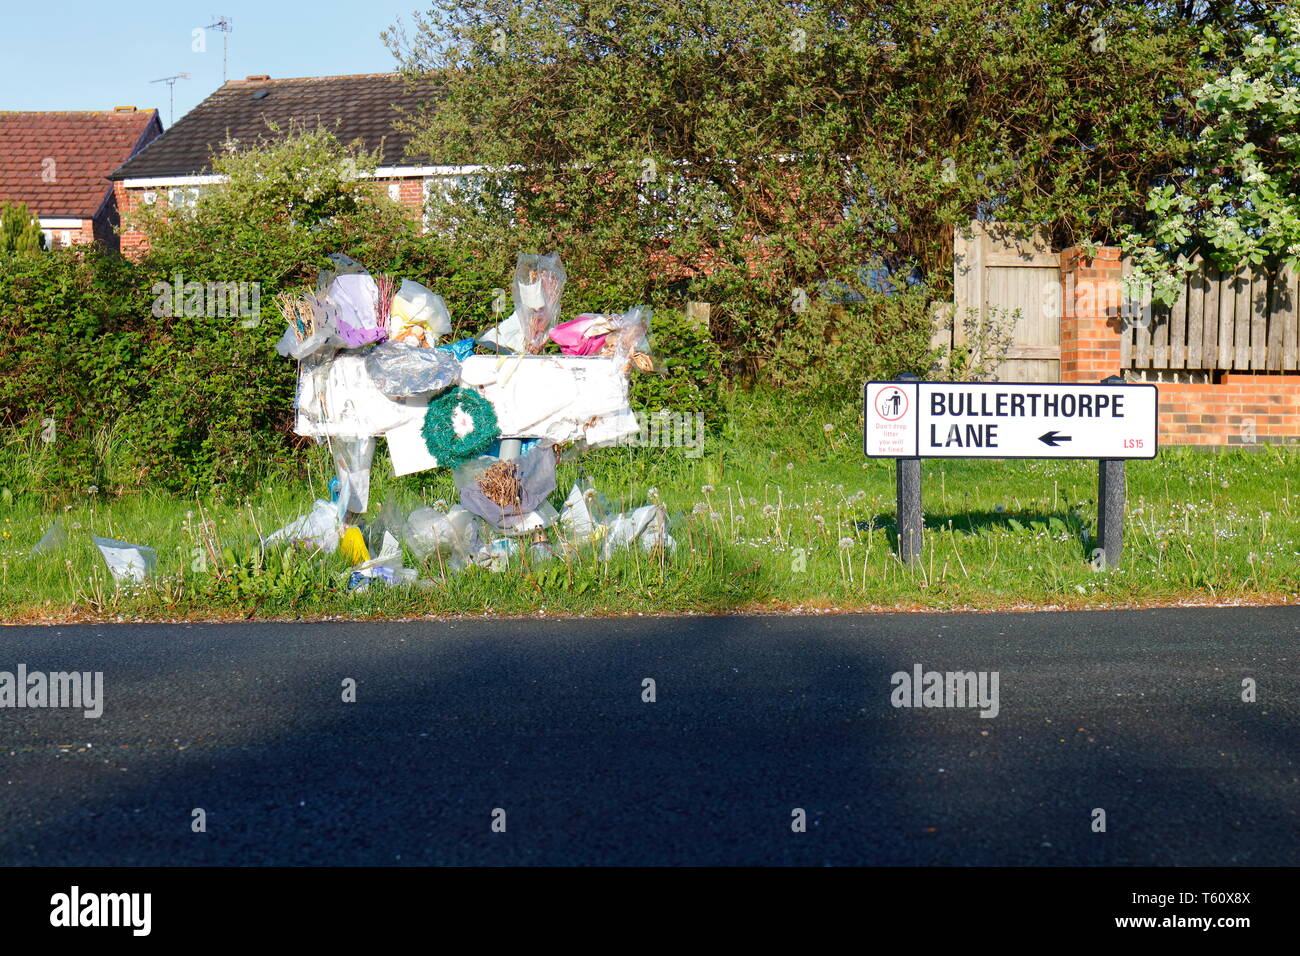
[422,387,500,469]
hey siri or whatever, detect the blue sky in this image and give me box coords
[1,0,429,125]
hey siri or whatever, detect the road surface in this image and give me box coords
[0,608,1294,865]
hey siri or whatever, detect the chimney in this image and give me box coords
[113,106,137,112]
[245,75,270,81]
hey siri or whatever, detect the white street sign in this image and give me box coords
[865,381,1158,459]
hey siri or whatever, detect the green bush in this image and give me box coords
[0,126,728,498]
[0,203,44,255]
[762,292,936,403]
[629,307,723,420]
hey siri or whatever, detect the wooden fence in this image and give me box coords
[952,221,1061,382]
[1121,261,1300,372]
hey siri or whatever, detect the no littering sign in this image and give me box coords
[865,381,1158,459]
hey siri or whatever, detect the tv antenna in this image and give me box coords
[205,15,233,84]
[150,73,191,125]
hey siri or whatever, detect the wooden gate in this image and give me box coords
[952,221,1061,382]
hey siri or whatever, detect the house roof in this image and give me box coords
[0,109,161,217]
[109,73,441,181]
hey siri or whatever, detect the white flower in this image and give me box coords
[451,404,475,439]
[823,423,834,434]
[838,537,854,549]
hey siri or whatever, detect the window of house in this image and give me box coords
[168,186,201,210]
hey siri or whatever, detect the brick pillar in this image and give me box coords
[1059,246,1123,382]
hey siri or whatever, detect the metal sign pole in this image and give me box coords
[1096,375,1127,569]
[895,372,922,565]
[896,456,922,566]
[1097,458,1125,570]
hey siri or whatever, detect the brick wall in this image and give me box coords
[1060,245,1300,446]
[376,178,425,217]
[115,182,150,258]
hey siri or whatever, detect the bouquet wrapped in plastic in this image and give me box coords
[511,252,566,354]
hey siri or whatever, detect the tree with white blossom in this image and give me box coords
[1123,6,1300,307]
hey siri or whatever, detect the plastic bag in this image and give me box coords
[454,441,557,528]
[559,480,613,539]
[92,536,158,583]
[390,280,452,346]
[549,314,613,356]
[329,273,387,348]
[332,437,376,514]
[275,292,347,360]
[404,505,482,570]
[263,499,341,553]
[601,505,675,559]
[511,252,566,353]
[30,520,67,555]
[364,341,461,399]
[497,499,559,536]
[365,498,406,556]
[472,536,519,572]
[477,312,524,354]
[605,305,660,373]
[347,529,417,588]
[439,337,477,361]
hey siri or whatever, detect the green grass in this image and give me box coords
[0,390,1296,620]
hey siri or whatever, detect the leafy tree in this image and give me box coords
[0,202,45,255]
[386,0,1209,376]
[1123,5,1300,306]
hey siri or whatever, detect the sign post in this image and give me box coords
[865,377,1158,569]
[894,372,923,565]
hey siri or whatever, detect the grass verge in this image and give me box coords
[1,391,1296,620]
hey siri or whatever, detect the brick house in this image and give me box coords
[107,73,454,258]
[0,108,162,251]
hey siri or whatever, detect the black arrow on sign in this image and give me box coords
[1038,430,1072,447]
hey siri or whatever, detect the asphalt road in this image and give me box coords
[0,608,1295,866]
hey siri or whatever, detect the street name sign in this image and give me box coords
[865,381,1158,459]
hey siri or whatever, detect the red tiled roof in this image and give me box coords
[109,73,442,181]
[0,109,161,218]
